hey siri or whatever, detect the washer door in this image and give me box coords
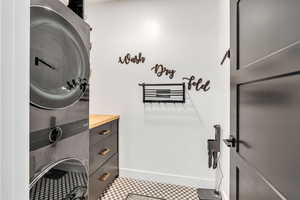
[30,6,89,109]
[30,158,88,200]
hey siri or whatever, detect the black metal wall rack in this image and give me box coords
[138,83,186,104]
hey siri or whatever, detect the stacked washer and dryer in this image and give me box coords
[29,0,91,199]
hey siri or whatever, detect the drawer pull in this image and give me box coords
[98,130,111,136]
[98,172,111,182]
[99,148,111,156]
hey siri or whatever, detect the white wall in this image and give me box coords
[0,0,2,196]
[217,0,230,199]
[0,0,30,199]
[87,0,230,191]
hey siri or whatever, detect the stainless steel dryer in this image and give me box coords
[30,0,91,131]
[29,0,91,199]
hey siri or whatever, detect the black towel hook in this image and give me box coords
[220,49,230,66]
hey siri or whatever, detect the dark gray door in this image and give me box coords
[229,0,300,199]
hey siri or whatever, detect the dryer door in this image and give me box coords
[30,158,88,200]
[30,6,90,109]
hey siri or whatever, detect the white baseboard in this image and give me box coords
[120,168,215,189]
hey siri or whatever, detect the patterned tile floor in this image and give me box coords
[100,177,199,200]
[30,171,87,200]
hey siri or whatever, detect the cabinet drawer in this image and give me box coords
[89,154,119,200]
[89,132,118,174]
[90,120,117,146]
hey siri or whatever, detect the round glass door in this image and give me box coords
[30,158,88,200]
[30,6,89,109]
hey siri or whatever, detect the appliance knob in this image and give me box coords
[49,126,63,144]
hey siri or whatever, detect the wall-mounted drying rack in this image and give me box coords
[138,83,185,104]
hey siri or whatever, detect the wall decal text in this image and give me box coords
[151,64,176,79]
[183,75,211,92]
[118,52,146,64]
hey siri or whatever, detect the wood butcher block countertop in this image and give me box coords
[89,114,120,129]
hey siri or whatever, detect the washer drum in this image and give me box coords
[30,158,88,200]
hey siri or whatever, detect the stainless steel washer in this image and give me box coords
[30,158,88,200]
